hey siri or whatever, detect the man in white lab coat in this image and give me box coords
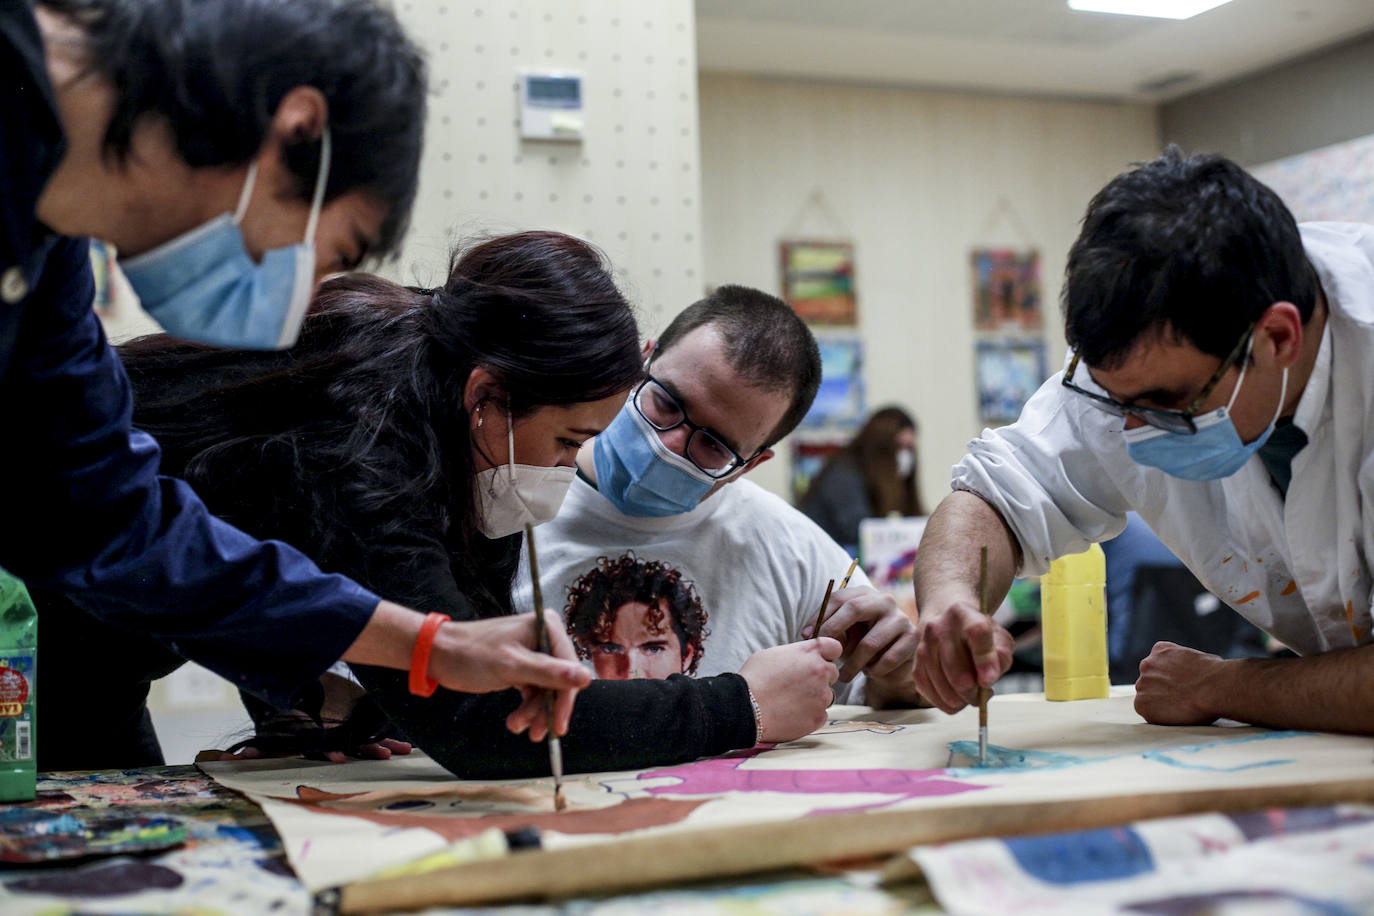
[913,146,1374,734]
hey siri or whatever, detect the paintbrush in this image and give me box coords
[977,545,991,767]
[811,578,836,639]
[838,556,860,590]
[524,523,566,812]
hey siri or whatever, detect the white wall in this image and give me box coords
[386,0,705,334]
[697,74,1160,505]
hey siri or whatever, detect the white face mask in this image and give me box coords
[896,448,915,477]
[475,406,576,538]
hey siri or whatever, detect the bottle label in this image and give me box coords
[0,653,35,762]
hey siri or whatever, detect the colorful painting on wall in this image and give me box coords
[1251,131,1374,224]
[971,248,1042,334]
[975,339,1048,426]
[780,240,858,326]
[789,435,848,503]
[202,693,1374,892]
[800,334,865,428]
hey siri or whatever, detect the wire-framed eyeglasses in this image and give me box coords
[1060,322,1256,435]
[632,376,758,478]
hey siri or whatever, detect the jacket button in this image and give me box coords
[1,267,28,304]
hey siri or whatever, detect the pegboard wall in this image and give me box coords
[385,1,706,335]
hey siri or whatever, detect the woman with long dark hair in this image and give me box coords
[799,406,925,553]
[38,231,644,770]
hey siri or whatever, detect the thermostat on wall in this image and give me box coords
[519,70,584,142]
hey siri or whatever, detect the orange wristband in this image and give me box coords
[408,612,451,697]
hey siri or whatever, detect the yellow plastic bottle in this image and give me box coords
[1040,544,1109,701]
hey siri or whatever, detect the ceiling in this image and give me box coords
[694,0,1374,102]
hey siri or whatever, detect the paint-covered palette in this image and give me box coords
[0,808,188,863]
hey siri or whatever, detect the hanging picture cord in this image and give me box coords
[782,187,852,241]
[974,194,1036,249]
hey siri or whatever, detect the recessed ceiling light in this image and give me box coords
[1067,0,1234,19]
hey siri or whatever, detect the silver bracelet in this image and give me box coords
[746,685,765,745]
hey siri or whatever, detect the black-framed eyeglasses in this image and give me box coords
[1061,322,1256,435]
[632,376,759,478]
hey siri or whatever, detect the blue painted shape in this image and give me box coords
[945,730,1310,776]
[1141,731,1303,772]
[1004,826,1154,885]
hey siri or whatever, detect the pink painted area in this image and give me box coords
[638,747,983,815]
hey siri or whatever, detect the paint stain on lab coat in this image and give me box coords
[1281,580,1298,596]
[1236,591,1260,605]
[1345,601,1367,642]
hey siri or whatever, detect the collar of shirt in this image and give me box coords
[1289,319,1331,440]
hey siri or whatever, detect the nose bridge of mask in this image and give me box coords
[632,404,717,484]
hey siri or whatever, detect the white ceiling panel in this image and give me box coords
[695,0,1374,101]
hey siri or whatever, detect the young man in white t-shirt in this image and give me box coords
[519,285,923,713]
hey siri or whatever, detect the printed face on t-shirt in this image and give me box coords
[590,599,693,680]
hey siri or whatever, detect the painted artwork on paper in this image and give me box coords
[779,240,858,326]
[971,248,1041,333]
[563,554,708,679]
[201,693,1374,891]
[1251,131,1374,225]
[913,804,1374,915]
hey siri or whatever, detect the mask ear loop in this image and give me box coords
[232,164,258,225]
[506,395,517,487]
[1224,335,1255,413]
[231,125,332,244]
[303,126,331,245]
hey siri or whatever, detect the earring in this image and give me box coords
[475,406,484,428]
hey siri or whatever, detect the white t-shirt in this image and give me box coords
[513,475,868,703]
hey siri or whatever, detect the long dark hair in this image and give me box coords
[814,406,923,518]
[120,231,643,607]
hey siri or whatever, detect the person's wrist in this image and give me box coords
[745,685,765,745]
[408,612,451,697]
[1199,656,1239,720]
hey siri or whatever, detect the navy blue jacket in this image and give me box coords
[0,0,378,709]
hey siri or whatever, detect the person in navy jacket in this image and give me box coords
[0,0,588,765]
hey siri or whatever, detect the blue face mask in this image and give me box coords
[119,128,332,350]
[593,403,717,517]
[1124,343,1288,481]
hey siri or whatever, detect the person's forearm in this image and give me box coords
[914,490,1021,614]
[353,665,756,778]
[340,600,422,669]
[1202,646,1374,734]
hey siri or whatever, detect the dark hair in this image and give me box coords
[1064,145,1318,369]
[656,285,821,447]
[119,232,643,604]
[564,554,708,676]
[826,405,923,517]
[39,0,425,257]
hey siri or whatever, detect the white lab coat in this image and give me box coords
[952,222,1374,657]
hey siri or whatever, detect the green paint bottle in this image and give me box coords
[0,570,36,801]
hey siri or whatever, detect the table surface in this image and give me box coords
[0,765,937,915]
